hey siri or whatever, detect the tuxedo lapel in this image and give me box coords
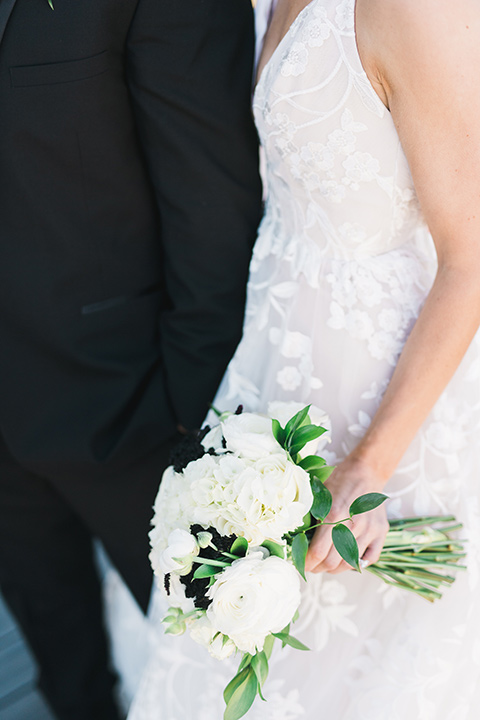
[0,0,18,46]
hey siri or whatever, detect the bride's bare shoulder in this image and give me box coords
[357,0,478,30]
[356,0,480,104]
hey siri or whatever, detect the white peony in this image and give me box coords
[157,529,199,576]
[221,413,281,460]
[206,553,301,655]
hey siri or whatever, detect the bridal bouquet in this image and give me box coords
[149,403,465,720]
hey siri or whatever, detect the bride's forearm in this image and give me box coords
[350,262,480,484]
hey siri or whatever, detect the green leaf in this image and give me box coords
[193,564,220,580]
[224,667,250,705]
[230,537,248,557]
[349,492,389,517]
[251,651,269,687]
[289,425,328,456]
[310,478,332,521]
[262,634,275,660]
[284,405,311,440]
[162,613,179,624]
[293,512,312,534]
[48,0,54,8]
[298,455,327,473]
[224,667,258,720]
[291,532,308,581]
[236,653,252,674]
[164,622,186,635]
[332,523,360,571]
[272,632,310,651]
[311,466,335,483]
[271,418,286,447]
[261,539,285,558]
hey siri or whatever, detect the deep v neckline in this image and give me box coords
[254,0,320,94]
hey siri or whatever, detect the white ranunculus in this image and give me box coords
[208,633,237,660]
[206,553,301,655]
[189,614,216,648]
[158,529,199,575]
[190,615,237,659]
[221,413,281,460]
[267,400,331,457]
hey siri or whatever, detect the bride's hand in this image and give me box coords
[304,457,389,574]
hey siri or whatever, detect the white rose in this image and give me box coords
[206,553,301,655]
[221,413,281,460]
[158,529,199,575]
[267,401,331,457]
[252,454,313,541]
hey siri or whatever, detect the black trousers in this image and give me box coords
[0,433,173,720]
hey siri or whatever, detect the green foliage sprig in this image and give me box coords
[272,404,388,577]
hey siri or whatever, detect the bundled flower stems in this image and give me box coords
[367,515,466,602]
[149,403,466,720]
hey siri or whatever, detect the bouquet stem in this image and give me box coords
[367,516,467,602]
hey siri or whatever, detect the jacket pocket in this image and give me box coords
[81,284,162,316]
[10,51,110,87]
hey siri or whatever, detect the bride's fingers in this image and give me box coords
[305,525,333,572]
[310,543,345,574]
[328,534,370,575]
[360,537,384,567]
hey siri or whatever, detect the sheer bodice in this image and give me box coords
[254,0,425,263]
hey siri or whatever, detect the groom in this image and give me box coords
[0,1,261,718]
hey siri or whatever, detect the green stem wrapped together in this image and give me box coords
[367,516,467,602]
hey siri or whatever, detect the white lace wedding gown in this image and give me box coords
[127,1,480,718]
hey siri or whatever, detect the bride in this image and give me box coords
[127,0,480,717]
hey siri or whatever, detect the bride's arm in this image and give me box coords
[306,0,480,573]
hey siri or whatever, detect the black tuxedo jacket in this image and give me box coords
[0,0,262,479]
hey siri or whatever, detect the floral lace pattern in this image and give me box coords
[126,2,480,719]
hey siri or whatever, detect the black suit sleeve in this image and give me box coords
[127,0,263,429]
